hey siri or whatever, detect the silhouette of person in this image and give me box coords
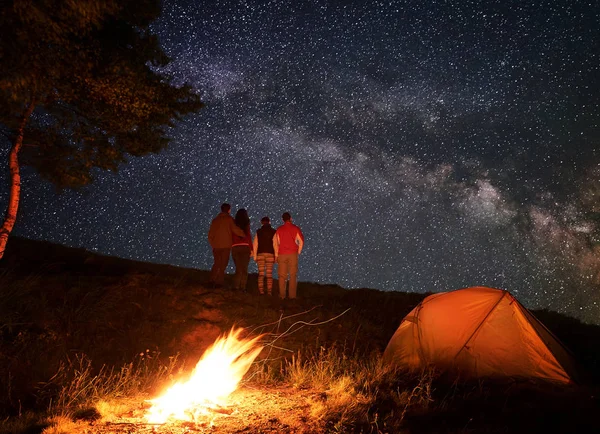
[208,203,245,288]
[231,208,252,291]
[252,216,277,295]
[273,212,304,299]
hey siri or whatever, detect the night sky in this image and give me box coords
[2,0,600,323]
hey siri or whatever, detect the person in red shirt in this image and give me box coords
[273,212,304,299]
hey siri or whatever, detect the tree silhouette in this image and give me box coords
[0,0,203,258]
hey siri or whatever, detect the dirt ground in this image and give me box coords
[77,387,327,434]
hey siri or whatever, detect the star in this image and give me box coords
[3,0,600,323]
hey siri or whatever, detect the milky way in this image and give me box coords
[2,0,600,323]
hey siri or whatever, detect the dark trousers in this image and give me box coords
[210,248,231,285]
[232,245,251,290]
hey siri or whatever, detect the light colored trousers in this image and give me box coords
[277,253,299,299]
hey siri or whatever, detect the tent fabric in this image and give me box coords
[383,286,578,383]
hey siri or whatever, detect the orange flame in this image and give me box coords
[145,328,263,423]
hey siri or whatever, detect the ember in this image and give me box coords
[145,328,263,423]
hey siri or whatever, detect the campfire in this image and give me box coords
[145,328,263,424]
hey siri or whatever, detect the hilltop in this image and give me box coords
[1,236,599,433]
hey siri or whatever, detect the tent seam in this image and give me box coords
[414,303,426,365]
[516,302,579,383]
[453,290,508,362]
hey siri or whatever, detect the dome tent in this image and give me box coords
[383,286,578,383]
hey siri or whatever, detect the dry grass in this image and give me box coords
[277,345,438,432]
[1,343,438,433]
[285,347,375,429]
[40,415,80,434]
[0,351,183,433]
[40,352,181,415]
[1,237,600,433]
[0,412,47,434]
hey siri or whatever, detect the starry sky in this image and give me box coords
[2,0,600,323]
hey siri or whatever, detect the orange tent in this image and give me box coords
[383,286,578,383]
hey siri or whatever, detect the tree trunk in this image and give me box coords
[0,99,36,260]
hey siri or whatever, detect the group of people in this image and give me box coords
[207,203,305,299]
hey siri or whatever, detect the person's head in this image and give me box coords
[235,208,250,229]
[282,212,291,222]
[221,203,231,213]
[261,216,270,225]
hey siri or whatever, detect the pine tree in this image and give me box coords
[0,0,203,258]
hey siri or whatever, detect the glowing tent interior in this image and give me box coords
[383,286,579,383]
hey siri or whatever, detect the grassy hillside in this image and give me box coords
[1,237,599,433]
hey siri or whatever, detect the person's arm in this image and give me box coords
[208,221,215,247]
[230,218,245,237]
[245,226,252,255]
[252,233,258,261]
[273,232,280,258]
[295,228,304,255]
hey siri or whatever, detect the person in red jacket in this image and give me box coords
[273,212,304,299]
[208,203,245,288]
[231,208,252,291]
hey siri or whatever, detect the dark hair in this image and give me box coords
[221,203,231,213]
[261,216,270,224]
[235,208,250,230]
[282,212,291,221]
